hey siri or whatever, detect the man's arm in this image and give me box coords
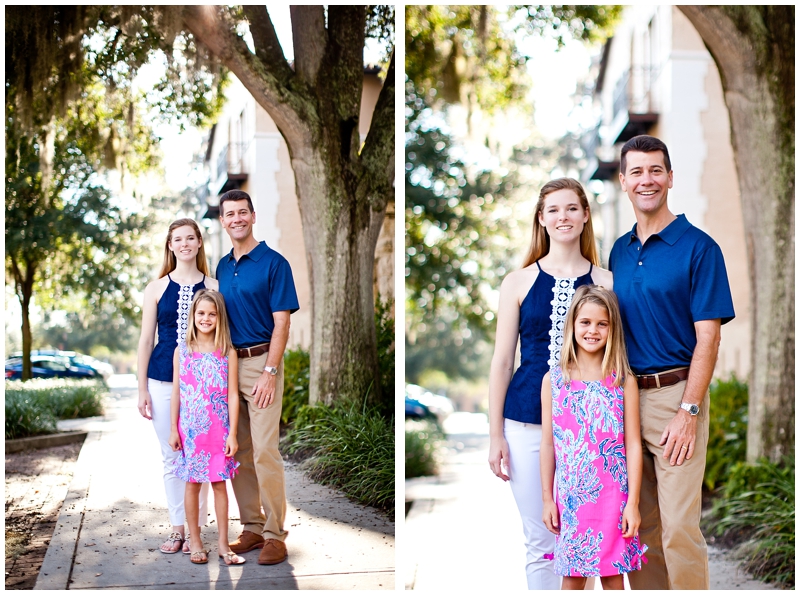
[251,310,291,408]
[660,318,721,466]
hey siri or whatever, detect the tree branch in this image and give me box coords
[359,51,395,208]
[181,5,314,147]
[242,5,294,86]
[290,6,326,85]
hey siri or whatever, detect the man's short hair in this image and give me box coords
[219,190,254,214]
[620,135,672,175]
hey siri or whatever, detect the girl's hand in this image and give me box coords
[137,390,153,420]
[621,502,641,538]
[488,436,511,481]
[168,430,181,452]
[542,499,560,535]
[225,435,238,458]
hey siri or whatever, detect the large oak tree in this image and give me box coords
[679,6,794,462]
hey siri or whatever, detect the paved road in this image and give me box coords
[405,412,778,591]
[35,376,395,590]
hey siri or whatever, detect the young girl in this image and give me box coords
[540,285,647,589]
[169,289,244,565]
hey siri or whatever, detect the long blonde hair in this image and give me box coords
[560,284,631,388]
[521,178,599,268]
[185,289,234,355]
[158,218,210,279]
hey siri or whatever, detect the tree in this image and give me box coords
[678,6,794,462]
[7,7,395,406]
[5,6,225,380]
[180,6,395,406]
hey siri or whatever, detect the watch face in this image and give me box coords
[690,404,699,415]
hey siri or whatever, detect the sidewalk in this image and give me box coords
[34,376,395,590]
[404,413,778,591]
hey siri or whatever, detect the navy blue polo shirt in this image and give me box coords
[609,214,735,375]
[216,241,299,348]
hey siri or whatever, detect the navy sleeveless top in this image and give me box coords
[147,274,207,382]
[503,262,595,424]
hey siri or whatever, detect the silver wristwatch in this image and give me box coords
[679,402,699,416]
[264,365,278,376]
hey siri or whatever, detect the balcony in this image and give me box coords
[582,124,620,182]
[215,141,250,195]
[610,66,660,143]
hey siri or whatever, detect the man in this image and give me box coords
[608,135,735,590]
[216,189,299,565]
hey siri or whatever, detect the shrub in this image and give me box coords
[5,378,106,439]
[704,375,748,490]
[405,419,443,479]
[282,396,394,514]
[708,457,795,588]
[375,297,395,415]
[281,348,310,425]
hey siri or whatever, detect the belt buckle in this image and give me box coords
[655,373,661,389]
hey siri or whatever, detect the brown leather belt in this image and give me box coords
[636,367,689,390]
[236,343,270,359]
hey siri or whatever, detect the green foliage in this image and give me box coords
[704,375,749,490]
[405,419,443,479]
[281,348,311,425]
[375,296,395,409]
[706,458,794,588]
[5,378,106,439]
[282,397,395,514]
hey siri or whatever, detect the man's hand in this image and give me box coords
[659,410,697,466]
[251,371,276,408]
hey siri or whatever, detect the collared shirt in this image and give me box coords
[609,214,735,375]
[216,241,299,348]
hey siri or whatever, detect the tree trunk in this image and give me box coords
[679,6,795,462]
[181,6,394,406]
[10,256,35,380]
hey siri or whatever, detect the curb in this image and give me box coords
[5,431,88,454]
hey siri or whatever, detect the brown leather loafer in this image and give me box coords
[229,530,265,554]
[257,539,287,565]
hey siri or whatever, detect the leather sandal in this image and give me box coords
[190,549,210,564]
[159,531,184,554]
[219,551,246,565]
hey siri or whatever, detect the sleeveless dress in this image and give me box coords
[549,365,647,576]
[173,343,239,483]
[503,262,595,424]
[147,274,207,382]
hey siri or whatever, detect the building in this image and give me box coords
[197,67,393,351]
[583,6,750,379]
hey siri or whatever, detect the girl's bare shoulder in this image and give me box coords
[501,265,539,302]
[144,275,170,299]
[591,266,613,290]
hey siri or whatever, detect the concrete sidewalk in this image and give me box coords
[405,413,778,591]
[35,376,395,590]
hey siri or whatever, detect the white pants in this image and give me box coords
[148,379,209,527]
[504,419,561,590]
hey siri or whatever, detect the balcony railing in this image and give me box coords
[216,141,251,182]
[612,66,661,121]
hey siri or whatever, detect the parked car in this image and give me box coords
[405,395,435,420]
[9,350,114,379]
[406,383,455,422]
[5,355,100,380]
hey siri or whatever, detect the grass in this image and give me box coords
[281,396,394,515]
[705,457,795,588]
[5,378,106,439]
[405,418,443,479]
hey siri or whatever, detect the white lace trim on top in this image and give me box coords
[548,277,578,368]
[176,283,194,346]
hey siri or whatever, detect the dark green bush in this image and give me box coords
[281,347,311,425]
[5,378,105,439]
[282,396,394,514]
[707,457,794,588]
[704,375,748,490]
[375,297,395,415]
[405,419,443,479]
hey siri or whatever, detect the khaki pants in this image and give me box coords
[628,380,709,590]
[230,353,287,541]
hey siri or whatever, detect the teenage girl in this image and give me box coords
[168,289,243,565]
[488,178,612,589]
[540,285,647,589]
[137,219,212,554]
